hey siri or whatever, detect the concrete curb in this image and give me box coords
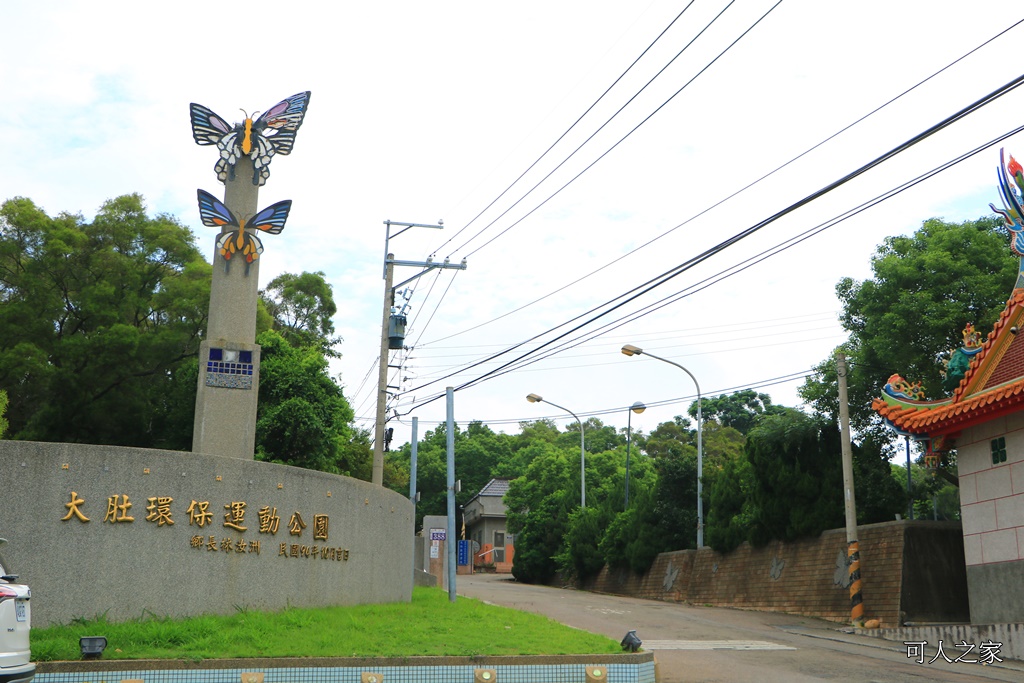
[37,652,655,672]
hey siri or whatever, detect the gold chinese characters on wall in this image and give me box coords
[60,491,349,562]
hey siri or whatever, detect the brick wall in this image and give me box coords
[582,520,967,627]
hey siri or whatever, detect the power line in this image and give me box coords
[455,1,784,260]
[349,357,383,417]
[373,368,816,427]
[441,119,1024,392]
[432,1,700,256]
[398,71,1024,411]
[405,269,460,353]
[410,326,843,376]
[417,310,839,353]
[418,14,1024,349]
[404,269,443,334]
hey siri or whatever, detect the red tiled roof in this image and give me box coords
[954,289,1024,399]
[872,289,1024,436]
[874,376,1024,434]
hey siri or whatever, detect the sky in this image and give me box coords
[5,1,1024,447]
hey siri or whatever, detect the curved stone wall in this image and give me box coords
[0,441,413,627]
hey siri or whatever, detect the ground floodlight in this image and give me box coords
[80,636,107,659]
[621,629,642,652]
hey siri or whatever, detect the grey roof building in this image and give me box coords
[464,478,515,571]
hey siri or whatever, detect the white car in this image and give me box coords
[0,540,33,683]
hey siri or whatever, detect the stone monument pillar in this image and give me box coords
[192,157,262,460]
[187,91,310,460]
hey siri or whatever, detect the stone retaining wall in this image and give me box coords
[582,520,968,628]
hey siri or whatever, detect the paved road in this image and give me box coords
[456,573,1024,683]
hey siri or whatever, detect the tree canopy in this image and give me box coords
[0,193,370,481]
[689,389,786,434]
[256,329,370,476]
[801,216,1018,433]
[0,194,210,445]
[259,271,341,354]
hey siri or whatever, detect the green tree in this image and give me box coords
[743,409,902,546]
[643,415,693,459]
[705,453,758,553]
[259,271,341,354]
[649,444,699,551]
[801,216,1017,433]
[689,389,785,434]
[598,444,699,573]
[890,460,961,521]
[0,194,211,445]
[557,445,659,581]
[694,419,749,553]
[596,417,748,573]
[505,442,575,584]
[557,506,607,582]
[744,410,843,544]
[149,358,200,451]
[493,419,561,478]
[387,421,516,531]
[255,330,366,474]
[851,432,907,525]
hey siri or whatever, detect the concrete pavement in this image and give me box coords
[456,572,1024,683]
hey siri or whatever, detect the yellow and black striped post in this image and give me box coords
[837,352,865,626]
[848,540,864,624]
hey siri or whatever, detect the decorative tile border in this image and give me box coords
[36,655,655,683]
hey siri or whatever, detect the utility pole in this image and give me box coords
[836,351,864,626]
[371,220,466,485]
[373,251,397,486]
[410,415,420,584]
[446,386,457,603]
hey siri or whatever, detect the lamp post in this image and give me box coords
[625,401,646,509]
[527,393,586,508]
[621,344,704,548]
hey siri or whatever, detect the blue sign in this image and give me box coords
[457,540,470,566]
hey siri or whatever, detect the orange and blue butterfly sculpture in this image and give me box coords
[197,190,291,275]
[190,92,310,186]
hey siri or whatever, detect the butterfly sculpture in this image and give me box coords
[197,190,291,274]
[190,91,311,186]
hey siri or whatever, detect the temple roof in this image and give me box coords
[873,284,1024,438]
[873,148,1024,446]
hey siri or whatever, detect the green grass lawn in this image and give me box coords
[31,587,621,661]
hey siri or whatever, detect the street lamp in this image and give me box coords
[621,344,704,548]
[527,393,587,508]
[625,401,646,509]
